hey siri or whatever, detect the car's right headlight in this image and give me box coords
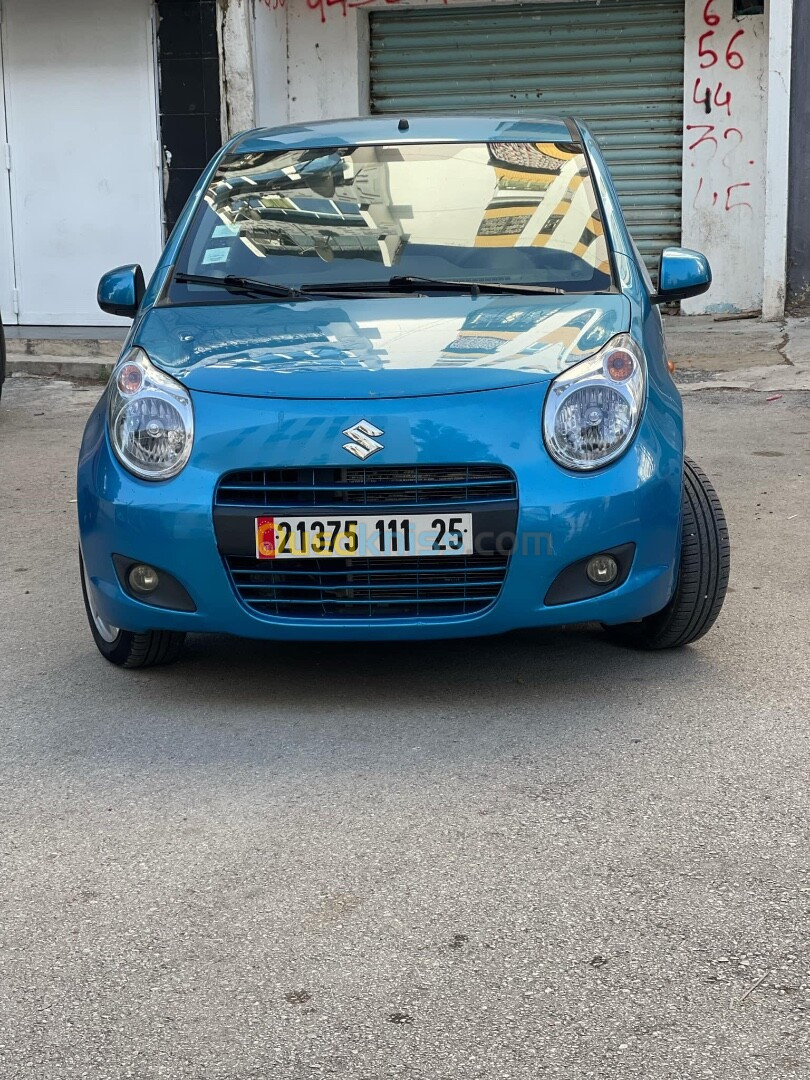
[107,347,194,480]
[542,333,646,471]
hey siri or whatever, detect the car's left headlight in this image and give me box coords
[543,333,646,471]
[107,347,194,480]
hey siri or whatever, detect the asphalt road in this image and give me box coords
[1,376,808,1079]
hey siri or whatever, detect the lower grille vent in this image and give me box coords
[224,553,509,619]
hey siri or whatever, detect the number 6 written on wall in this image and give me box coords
[699,27,746,70]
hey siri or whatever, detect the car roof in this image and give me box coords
[232,115,577,153]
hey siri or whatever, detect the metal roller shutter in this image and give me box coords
[369,0,684,269]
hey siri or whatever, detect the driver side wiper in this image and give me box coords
[174,272,311,301]
[304,276,565,296]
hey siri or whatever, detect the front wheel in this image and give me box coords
[604,457,730,649]
[80,555,186,668]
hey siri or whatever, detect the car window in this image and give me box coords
[169,141,614,299]
[630,234,656,293]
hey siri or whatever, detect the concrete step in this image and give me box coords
[8,356,114,382]
[6,336,122,359]
[662,315,787,371]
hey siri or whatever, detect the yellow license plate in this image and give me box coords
[256,514,473,559]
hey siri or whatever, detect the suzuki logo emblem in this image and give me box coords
[342,420,384,460]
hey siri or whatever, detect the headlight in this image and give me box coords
[543,333,646,471]
[107,347,194,480]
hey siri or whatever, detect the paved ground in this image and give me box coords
[0,375,808,1079]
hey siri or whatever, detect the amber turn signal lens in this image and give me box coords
[606,349,634,381]
[117,363,143,395]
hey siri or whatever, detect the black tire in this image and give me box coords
[80,555,186,668]
[605,457,730,649]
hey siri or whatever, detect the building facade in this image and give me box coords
[0,0,801,326]
[0,0,220,327]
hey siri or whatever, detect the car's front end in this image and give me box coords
[78,116,727,666]
[78,298,683,645]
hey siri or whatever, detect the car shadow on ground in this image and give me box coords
[17,618,726,771]
[137,622,717,721]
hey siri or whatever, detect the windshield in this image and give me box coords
[169,141,613,301]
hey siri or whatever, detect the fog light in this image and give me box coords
[586,554,618,586]
[128,564,160,594]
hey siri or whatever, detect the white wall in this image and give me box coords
[1,0,163,325]
[219,0,257,137]
[761,0,792,320]
[251,0,783,315]
[253,0,289,128]
[681,0,767,314]
[285,1,368,123]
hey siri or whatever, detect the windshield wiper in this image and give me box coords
[174,272,310,301]
[303,276,564,297]
[175,271,568,301]
[390,275,565,295]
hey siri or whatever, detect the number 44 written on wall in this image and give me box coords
[687,0,753,213]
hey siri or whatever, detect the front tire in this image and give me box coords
[605,457,730,649]
[80,555,186,668]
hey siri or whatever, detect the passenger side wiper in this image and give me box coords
[303,276,565,296]
[390,276,565,295]
[174,272,311,301]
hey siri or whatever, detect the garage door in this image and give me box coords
[369,0,684,270]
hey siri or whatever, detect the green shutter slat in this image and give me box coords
[371,7,683,35]
[373,44,684,66]
[370,0,684,269]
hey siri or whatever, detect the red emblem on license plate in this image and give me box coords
[256,516,276,559]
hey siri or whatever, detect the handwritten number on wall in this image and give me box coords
[699,31,719,68]
[721,127,743,167]
[686,124,719,153]
[689,3,753,213]
[305,0,413,21]
[725,182,752,212]
[725,29,745,69]
[703,0,720,26]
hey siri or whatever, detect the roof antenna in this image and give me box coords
[398,118,409,131]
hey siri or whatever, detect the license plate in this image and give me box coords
[255,514,474,559]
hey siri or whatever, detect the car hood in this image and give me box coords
[137,293,630,400]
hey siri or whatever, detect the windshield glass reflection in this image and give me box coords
[171,141,613,298]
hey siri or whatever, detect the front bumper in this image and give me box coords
[78,382,683,641]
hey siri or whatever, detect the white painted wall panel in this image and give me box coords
[253,2,290,129]
[1,0,162,325]
[0,45,17,324]
[286,1,368,122]
[681,0,767,314]
[762,0,792,320]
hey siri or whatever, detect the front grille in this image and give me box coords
[224,553,509,619]
[216,465,516,508]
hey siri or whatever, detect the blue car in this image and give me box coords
[78,116,730,668]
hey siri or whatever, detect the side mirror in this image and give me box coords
[652,247,711,305]
[97,264,145,318]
